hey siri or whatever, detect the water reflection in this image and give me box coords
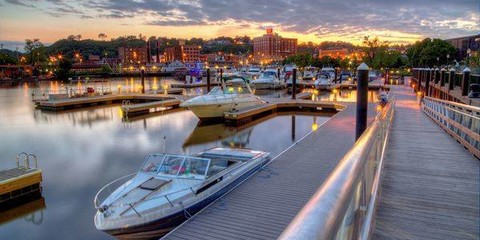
[0,196,46,227]
[0,82,331,240]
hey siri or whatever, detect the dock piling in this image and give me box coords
[292,68,297,100]
[356,63,369,140]
[448,68,455,91]
[425,68,431,96]
[206,68,211,92]
[141,69,145,94]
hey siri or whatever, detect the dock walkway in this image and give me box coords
[373,86,479,239]
[165,102,376,239]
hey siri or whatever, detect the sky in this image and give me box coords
[0,0,479,50]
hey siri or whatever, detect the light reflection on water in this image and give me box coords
[0,79,332,240]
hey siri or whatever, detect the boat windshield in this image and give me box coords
[261,71,277,78]
[140,154,210,179]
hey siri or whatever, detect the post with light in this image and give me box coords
[461,67,471,96]
[355,63,369,141]
[440,68,446,87]
[425,68,431,97]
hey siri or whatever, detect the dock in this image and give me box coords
[372,86,479,239]
[34,93,182,111]
[170,82,222,88]
[164,101,377,239]
[0,153,42,204]
[121,99,182,118]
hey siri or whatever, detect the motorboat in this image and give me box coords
[303,66,318,80]
[246,67,262,80]
[369,72,377,82]
[224,75,250,85]
[321,67,336,81]
[94,147,271,239]
[179,82,264,120]
[250,70,285,90]
[314,73,333,90]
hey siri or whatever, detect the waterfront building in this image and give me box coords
[164,45,202,63]
[118,46,148,64]
[445,34,480,58]
[253,28,297,61]
[318,48,365,59]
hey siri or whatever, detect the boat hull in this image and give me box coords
[251,82,285,90]
[186,100,261,120]
[103,158,269,239]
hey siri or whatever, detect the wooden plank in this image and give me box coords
[165,102,377,239]
[121,99,181,113]
[0,170,42,195]
[372,86,479,240]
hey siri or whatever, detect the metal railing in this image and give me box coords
[279,97,396,240]
[16,152,38,170]
[422,97,480,158]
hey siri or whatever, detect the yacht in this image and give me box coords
[246,67,262,80]
[321,67,336,81]
[368,72,377,82]
[179,83,264,120]
[303,66,318,80]
[314,73,333,90]
[94,148,271,239]
[250,70,285,90]
[162,61,186,73]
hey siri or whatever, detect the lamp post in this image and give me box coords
[446,54,450,67]
[466,48,471,67]
[436,57,439,67]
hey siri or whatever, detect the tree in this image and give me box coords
[98,33,107,40]
[362,36,389,67]
[101,64,112,75]
[55,58,72,80]
[24,39,46,65]
[406,38,456,67]
[0,49,19,64]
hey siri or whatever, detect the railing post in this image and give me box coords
[440,68,446,87]
[448,68,455,91]
[425,68,431,97]
[461,67,471,96]
[356,63,369,140]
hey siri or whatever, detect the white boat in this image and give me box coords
[94,147,271,239]
[250,70,285,90]
[179,83,264,120]
[314,73,333,90]
[246,67,262,80]
[369,72,377,82]
[321,67,336,81]
[162,61,186,73]
[303,66,318,80]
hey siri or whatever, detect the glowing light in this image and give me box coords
[332,89,339,94]
[311,123,318,131]
[228,87,234,93]
[417,91,422,96]
[376,105,383,111]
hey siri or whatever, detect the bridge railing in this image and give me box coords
[279,98,396,240]
[422,96,480,158]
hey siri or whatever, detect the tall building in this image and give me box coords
[164,45,201,63]
[118,46,148,64]
[253,28,297,61]
[444,34,480,59]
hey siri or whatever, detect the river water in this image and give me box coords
[0,77,376,239]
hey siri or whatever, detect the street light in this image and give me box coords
[436,57,439,67]
[446,54,450,66]
[466,48,471,66]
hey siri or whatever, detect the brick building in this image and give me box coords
[253,28,297,61]
[164,45,201,63]
[118,46,148,64]
[318,48,365,60]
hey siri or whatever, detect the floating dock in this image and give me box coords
[170,82,222,88]
[0,153,42,204]
[34,93,182,111]
[121,99,182,118]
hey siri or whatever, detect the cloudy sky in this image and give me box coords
[0,0,479,48]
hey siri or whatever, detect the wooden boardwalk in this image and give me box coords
[164,102,377,240]
[373,86,479,239]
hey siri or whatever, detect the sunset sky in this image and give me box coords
[0,0,479,49]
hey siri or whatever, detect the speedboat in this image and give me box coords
[250,70,285,90]
[369,72,377,82]
[303,66,318,80]
[94,148,271,239]
[246,67,262,80]
[321,67,336,82]
[179,82,264,120]
[314,73,333,90]
[224,75,250,85]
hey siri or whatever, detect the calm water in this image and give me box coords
[0,78,339,240]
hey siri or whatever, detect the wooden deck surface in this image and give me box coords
[164,102,377,240]
[373,86,479,240]
[0,168,42,195]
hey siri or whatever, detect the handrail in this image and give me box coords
[424,96,480,114]
[279,97,396,240]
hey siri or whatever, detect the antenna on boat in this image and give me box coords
[162,136,167,153]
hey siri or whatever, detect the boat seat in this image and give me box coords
[140,178,171,191]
